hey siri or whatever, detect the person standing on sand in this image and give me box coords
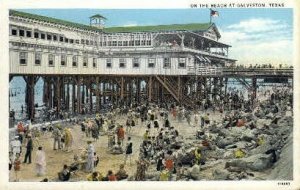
[124,137,133,165]
[86,141,95,172]
[35,146,46,176]
[64,128,73,152]
[11,136,22,161]
[52,126,62,150]
[23,135,33,164]
[14,154,21,182]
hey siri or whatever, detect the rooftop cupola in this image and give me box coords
[89,14,107,29]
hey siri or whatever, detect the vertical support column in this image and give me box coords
[136,78,141,103]
[252,77,257,99]
[103,80,106,104]
[49,81,53,109]
[224,77,228,96]
[121,77,124,100]
[43,77,48,106]
[129,79,133,105]
[89,80,93,113]
[72,80,76,113]
[66,79,70,111]
[178,76,181,101]
[82,80,85,106]
[61,77,65,109]
[24,76,37,121]
[56,77,61,117]
[77,76,82,114]
[148,76,152,102]
[96,76,100,112]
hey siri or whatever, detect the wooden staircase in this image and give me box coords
[155,75,195,108]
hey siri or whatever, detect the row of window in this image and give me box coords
[11,28,152,47]
[19,52,186,68]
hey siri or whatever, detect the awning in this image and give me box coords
[203,56,211,63]
[195,55,205,62]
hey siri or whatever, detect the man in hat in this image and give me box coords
[23,135,33,164]
[10,136,21,163]
[52,126,62,150]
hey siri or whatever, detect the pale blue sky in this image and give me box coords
[18,9,293,65]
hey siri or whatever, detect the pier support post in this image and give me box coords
[56,77,61,117]
[96,76,100,112]
[148,76,152,102]
[23,76,39,121]
[77,77,82,114]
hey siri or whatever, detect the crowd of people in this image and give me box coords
[9,84,293,181]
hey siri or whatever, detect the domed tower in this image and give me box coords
[89,14,107,29]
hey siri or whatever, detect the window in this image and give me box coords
[86,40,89,45]
[163,58,171,68]
[119,58,126,68]
[60,36,64,42]
[53,35,57,41]
[48,54,54,66]
[135,40,140,46]
[90,41,93,45]
[61,55,66,66]
[11,29,17,36]
[106,58,112,68]
[178,58,186,68]
[108,41,112,46]
[19,52,27,65]
[147,40,152,46]
[83,56,88,67]
[133,58,140,68]
[41,33,45,39]
[141,40,146,46]
[26,31,32,37]
[123,41,128,46]
[75,40,79,44]
[70,39,74,44]
[148,58,155,68]
[65,38,69,43]
[129,40,134,46]
[19,30,24,37]
[72,56,77,67]
[93,58,97,68]
[35,52,41,65]
[112,41,117,46]
[118,41,122,46]
[81,39,85,44]
[34,32,39,38]
[46,34,51,40]
[102,42,106,46]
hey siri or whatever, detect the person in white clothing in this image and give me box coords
[10,136,21,163]
[35,146,46,176]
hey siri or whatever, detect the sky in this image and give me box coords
[19,9,293,66]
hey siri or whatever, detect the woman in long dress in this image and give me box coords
[64,128,73,152]
[86,141,95,172]
[35,146,46,176]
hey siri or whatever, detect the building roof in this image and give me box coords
[10,10,216,35]
[103,23,212,33]
[10,10,102,32]
[90,14,107,20]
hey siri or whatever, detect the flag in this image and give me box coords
[210,10,219,17]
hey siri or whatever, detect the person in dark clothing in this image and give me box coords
[265,149,278,163]
[124,137,133,165]
[156,155,164,171]
[58,165,71,181]
[23,136,33,164]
